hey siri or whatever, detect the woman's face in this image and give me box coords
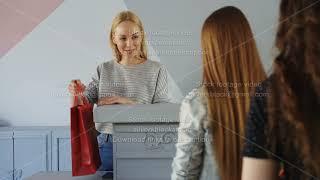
[113,21,143,59]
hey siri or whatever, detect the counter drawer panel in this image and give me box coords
[114,131,178,157]
[116,158,172,180]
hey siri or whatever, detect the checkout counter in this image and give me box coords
[93,103,180,180]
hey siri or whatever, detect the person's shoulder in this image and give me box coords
[183,88,205,103]
[96,60,115,70]
[181,87,207,116]
[251,75,273,105]
[256,75,274,92]
[146,59,167,70]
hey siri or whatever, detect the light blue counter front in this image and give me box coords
[93,103,181,180]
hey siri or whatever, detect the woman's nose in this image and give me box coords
[126,39,133,47]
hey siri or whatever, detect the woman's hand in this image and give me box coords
[68,79,86,96]
[68,79,87,107]
[97,96,135,106]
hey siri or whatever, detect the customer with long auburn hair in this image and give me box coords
[242,0,320,179]
[171,6,266,180]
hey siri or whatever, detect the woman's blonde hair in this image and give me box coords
[201,6,266,180]
[109,11,148,62]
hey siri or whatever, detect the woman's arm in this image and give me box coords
[68,80,89,107]
[242,79,280,180]
[152,65,170,103]
[171,93,205,180]
[242,157,279,180]
[97,96,136,105]
[83,64,101,104]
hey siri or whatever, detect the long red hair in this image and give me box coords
[201,6,266,180]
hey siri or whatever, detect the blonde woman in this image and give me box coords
[171,6,266,180]
[68,11,169,177]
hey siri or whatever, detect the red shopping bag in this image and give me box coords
[70,95,101,176]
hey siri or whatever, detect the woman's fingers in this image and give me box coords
[97,96,134,106]
[75,79,81,84]
[68,79,86,95]
[107,97,120,104]
[71,79,80,84]
[98,97,119,105]
[103,97,116,104]
[80,84,86,90]
[68,84,76,94]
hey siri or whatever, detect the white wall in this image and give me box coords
[125,0,279,94]
[0,0,279,126]
[0,0,126,126]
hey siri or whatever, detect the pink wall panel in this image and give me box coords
[0,0,64,57]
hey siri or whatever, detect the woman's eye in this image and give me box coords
[120,38,126,40]
[132,36,139,39]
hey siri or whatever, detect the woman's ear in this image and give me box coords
[112,34,116,44]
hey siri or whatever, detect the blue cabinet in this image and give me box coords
[0,128,14,180]
[0,127,73,178]
[52,127,71,171]
[13,128,52,180]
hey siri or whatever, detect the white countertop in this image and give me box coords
[24,171,111,180]
[93,103,180,123]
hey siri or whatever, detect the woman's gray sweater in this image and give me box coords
[84,59,169,134]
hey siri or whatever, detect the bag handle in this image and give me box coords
[73,95,89,106]
[71,80,90,106]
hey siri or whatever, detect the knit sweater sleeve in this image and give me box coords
[84,64,101,104]
[152,65,170,103]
